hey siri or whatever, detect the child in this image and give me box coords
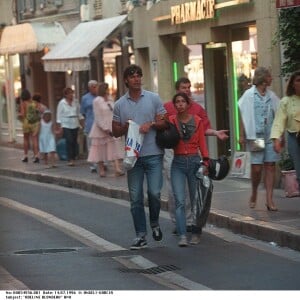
[169,92,210,247]
[39,109,57,168]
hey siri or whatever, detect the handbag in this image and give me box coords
[249,138,265,152]
[123,120,144,170]
[156,121,180,149]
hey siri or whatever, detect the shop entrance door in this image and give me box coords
[213,48,230,156]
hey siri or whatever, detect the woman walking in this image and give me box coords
[88,82,124,177]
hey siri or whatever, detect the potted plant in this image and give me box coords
[278,151,295,171]
[279,151,299,198]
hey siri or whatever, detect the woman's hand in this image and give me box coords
[273,138,282,153]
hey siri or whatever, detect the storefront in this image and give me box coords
[0,22,66,143]
[131,0,282,158]
[42,15,131,102]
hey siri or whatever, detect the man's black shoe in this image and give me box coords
[130,237,147,250]
[152,226,163,241]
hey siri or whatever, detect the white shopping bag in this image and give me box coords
[230,151,251,178]
[123,120,144,170]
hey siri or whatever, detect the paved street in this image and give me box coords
[1,175,300,291]
[0,146,300,252]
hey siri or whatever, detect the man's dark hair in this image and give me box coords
[123,64,143,79]
[175,77,191,90]
[20,89,31,101]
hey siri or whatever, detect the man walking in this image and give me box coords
[80,80,98,173]
[112,64,167,250]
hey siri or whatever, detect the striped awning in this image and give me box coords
[42,15,127,72]
[0,22,66,55]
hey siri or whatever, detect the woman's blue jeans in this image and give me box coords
[171,155,201,236]
[127,154,163,238]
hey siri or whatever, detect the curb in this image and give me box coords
[208,209,300,252]
[1,168,299,252]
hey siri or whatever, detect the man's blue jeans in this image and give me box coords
[171,155,201,236]
[127,154,163,238]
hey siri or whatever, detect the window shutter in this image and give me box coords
[29,0,36,12]
[94,0,103,19]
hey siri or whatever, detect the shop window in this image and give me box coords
[54,0,63,6]
[231,25,257,150]
[0,56,8,124]
[18,0,26,14]
[184,44,205,108]
[12,55,22,126]
[103,42,122,100]
[232,26,257,98]
[39,0,46,9]
[29,0,36,12]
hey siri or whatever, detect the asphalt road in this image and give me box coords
[1,175,300,292]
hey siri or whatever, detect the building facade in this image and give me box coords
[130,0,282,158]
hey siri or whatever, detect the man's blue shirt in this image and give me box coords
[80,92,96,134]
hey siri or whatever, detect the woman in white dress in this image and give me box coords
[39,110,57,167]
[88,83,124,177]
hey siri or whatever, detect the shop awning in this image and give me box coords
[0,22,66,55]
[42,15,127,72]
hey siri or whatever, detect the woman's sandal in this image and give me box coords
[265,204,278,211]
[115,170,125,177]
[249,197,256,209]
[99,170,106,177]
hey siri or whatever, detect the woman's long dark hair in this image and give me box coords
[286,70,300,96]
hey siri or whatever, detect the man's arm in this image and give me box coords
[205,128,229,141]
[139,114,168,134]
[195,103,229,140]
[112,120,129,137]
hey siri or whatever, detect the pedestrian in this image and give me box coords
[169,92,210,247]
[112,64,167,250]
[80,80,98,173]
[238,74,251,98]
[19,89,40,163]
[56,87,84,166]
[164,77,229,235]
[39,109,57,168]
[271,70,300,191]
[239,66,280,211]
[88,82,124,177]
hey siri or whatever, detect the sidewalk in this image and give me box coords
[0,146,300,251]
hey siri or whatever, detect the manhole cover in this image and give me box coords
[14,248,77,255]
[119,264,180,275]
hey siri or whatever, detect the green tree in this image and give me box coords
[276,7,300,77]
